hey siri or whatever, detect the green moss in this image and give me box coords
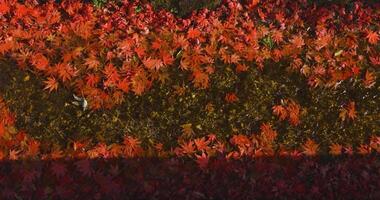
[149,0,222,17]
[0,59,379,151]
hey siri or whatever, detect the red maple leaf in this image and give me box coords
[161,52,174,66]
[51,162,67,178]
[0,1,10,15]
[0,122,4,137]
[187,28,201,39]
[351,66,360,76]
[85,74,100,87]
[75,159,93,177]
[369,55,380,66]
[194,137,210,152]
[117,78,130,93]
[14,4,28,18]
[357,144,371,155]
[180,141,195,155]
[225,92,239,103]
[151,38,163,50]
[195,152,209,170]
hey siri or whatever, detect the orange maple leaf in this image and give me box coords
[0,40,14,55]
[27,139,40,157]
[43,77,59,92]
[329,143,342,156]
[123,136,141,151]
[366,30,379,45]
[134,46,146,58]
[272,105,287,120]
[84,55,100,70]
[287,101,301,126]
[143,57,163,70]
[247,0,260,9]
[363,70,376,88]
[302,139,319,156]
[291,35,305,48]
[131,69,148,95]
[50,149,64,159]
[346,101,357,121]
[31,53,49,71]
[230,134,251,147]
[56,62,77,82]
[236,63,249,73]
[9,149,20,160]
[260,123,277,142]
[192,70,209,89]
[181,123,194,137]
[271,29,284,44]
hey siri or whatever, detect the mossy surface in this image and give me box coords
[1,59,379,152]
[149,0,222,17]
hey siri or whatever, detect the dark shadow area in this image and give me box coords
[0,155,380,199]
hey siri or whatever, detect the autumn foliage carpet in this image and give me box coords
[0,0,380,199]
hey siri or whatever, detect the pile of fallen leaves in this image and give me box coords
[0,0,379,198]
[0,0,378,109]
